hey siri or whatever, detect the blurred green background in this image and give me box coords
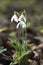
[0,0,43,33]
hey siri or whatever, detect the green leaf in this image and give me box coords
[27,43,34,47]
[17,50,31,61]
[10,31,16,36]
[0,27,7,32]
[13,50,31,61]
[7,41,16,49]
[10,61,18,65]
[9,36,22,51]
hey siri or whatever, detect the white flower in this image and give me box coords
[16,21,26,29]
[11,14,18,22]
[16,13,26,28]
[11,12,26,29]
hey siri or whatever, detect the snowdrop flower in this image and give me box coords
[11,11,26,29]
[16,13,26,29]
[16,21,26,29]
[11,14,18,22]
[11,12,19,22]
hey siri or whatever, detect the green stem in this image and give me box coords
[19,60,21,65]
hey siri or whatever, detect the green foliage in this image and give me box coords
[0,27,7,32]
[9,34,31,65]
[27,43,34,47]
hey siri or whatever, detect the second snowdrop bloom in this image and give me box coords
[16,13,26,29]
[16,21,26,29]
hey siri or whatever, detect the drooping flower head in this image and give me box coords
[11,11,19,22]
[19,10,26,22]
[11,10,27,29]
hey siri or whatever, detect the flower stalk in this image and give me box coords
[10,10,31,65]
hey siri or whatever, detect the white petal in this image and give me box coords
[20,21,26,28]
[16,22,20,29]
[11,14,18,22]
[16,21,26,29]
[22,23,26,28]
